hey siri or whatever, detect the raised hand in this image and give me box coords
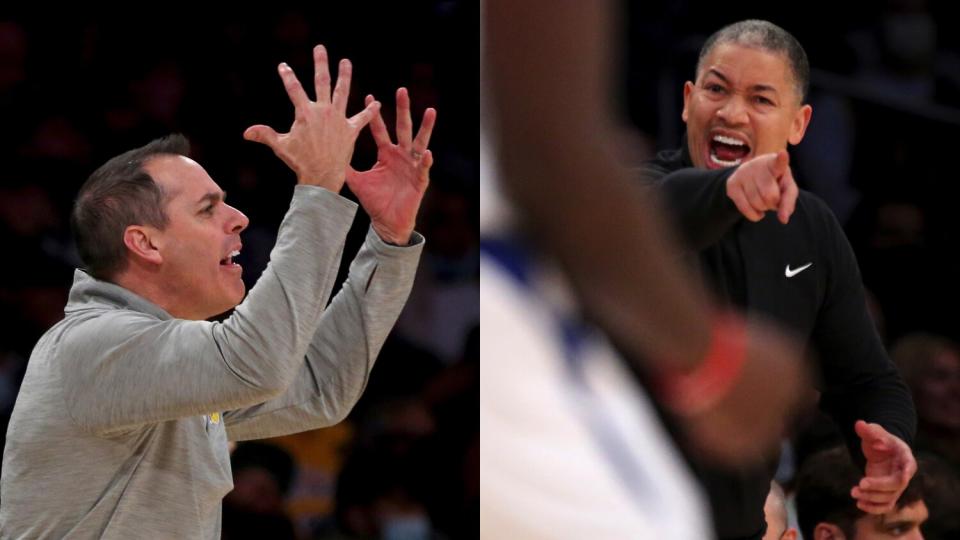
[726,150,798,225]
[851,420,917,514]
[346,87,436,245]
[244,44,380,192]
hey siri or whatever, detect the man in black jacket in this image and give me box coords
[642,20,918,540]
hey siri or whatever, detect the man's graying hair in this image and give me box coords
[696,20,810,103]
[71,134,191,281]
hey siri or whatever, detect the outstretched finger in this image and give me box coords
[332,58,353,112]
[279,63,310,111]
[396,87,413,148]
[855,420,889,445]
[349,99,381,131]
[412,107,437,155]
[313,45,331,104]
[365,94,393,147]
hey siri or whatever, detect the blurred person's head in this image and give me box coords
[0,21,27,91]
[0,184,59,237]
[71,134,250,320]
[420,177,478,283]
[878,1,936,76]
[870,202,925,250]
[762,481,798,540]
[373,396,437,456]
[373,486,433,540]
[335,447,434,540]
[226,442,296,515]
[891,333,960,433]
[421,180,477,261]
[796,447,928,539]
[682,20,812,170]
[131,62,186,128]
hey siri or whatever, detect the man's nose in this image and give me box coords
[716,95,748,125]
[225,204,250,234]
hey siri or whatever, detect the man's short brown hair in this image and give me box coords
[71,134,190,280]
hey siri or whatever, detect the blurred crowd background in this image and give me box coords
[0,5,478,540]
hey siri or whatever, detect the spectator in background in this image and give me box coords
[847,197,938,342]
[223,442,297,540]
[891,334,960,471]
[331,443,439,540]
[795,447,928,540]
[396,176,478,365]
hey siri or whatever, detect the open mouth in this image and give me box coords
[219,249,241,268]
[708,133,751,168]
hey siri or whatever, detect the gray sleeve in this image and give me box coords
[59,186,357,436]
[223,226,424,441]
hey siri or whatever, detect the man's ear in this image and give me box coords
[123,225,163,266]
[788,103,813,146]
[682,81,695,123]
[813,522,846,540]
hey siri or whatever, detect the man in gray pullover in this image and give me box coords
[0,44,436,538]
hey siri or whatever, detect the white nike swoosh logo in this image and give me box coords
[785,262,813,278]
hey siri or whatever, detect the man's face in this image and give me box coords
[682,42,812,170]
[145,155,249,319]
[853,500,928,539]
[917,348,960,431]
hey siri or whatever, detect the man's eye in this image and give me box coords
[754,96,774,106]
[706,84,725,93]
[887,525,909,536]
[202,205,215,215]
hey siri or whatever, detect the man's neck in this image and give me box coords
[111,270,198,320]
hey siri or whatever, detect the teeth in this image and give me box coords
[713,134,745,146]
[710,153,743,167]
[229,250,240,258]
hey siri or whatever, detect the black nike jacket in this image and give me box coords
[639,143,916,540]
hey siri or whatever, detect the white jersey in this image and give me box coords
[480,246,712,539]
